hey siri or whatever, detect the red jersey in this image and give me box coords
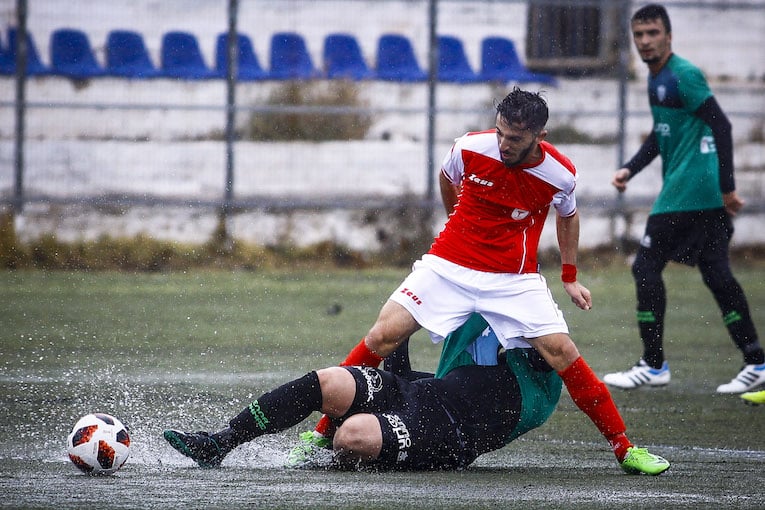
[430,130,578,273]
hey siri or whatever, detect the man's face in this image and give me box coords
[495,115,543,168]
[631,17,671,66]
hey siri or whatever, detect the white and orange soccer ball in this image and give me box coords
[67,413,131,475]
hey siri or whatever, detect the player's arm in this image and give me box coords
[694,96,744,215]
[612,132,660,192]
[556,211,592,311]
[439,170,460,215]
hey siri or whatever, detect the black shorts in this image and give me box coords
[640,208,733,266]
[341,363,521,470]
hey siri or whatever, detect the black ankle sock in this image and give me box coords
[210,427,239,453]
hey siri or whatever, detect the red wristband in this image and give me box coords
[561,264,577,283]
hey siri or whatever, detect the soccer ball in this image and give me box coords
[67,413,131,475]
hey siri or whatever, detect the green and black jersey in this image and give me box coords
[647,54,721,214]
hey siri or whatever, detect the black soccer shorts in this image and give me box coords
[341,363,521,470]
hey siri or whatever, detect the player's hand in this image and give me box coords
[563,281,592,311]
[723,191,745,216]
[611,168,631,193]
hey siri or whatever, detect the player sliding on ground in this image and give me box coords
[287,88,670,475]
[164,314,669,474]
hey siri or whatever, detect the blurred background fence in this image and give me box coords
[1,0,764,254]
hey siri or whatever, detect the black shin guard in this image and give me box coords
[228,371,323,442]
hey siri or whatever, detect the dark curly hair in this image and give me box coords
[495,87,548,134]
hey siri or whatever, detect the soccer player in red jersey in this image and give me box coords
[303,87,668,474]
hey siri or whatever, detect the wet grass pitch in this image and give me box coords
[1,266,764,509]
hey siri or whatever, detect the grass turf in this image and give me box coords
[1,264,764,508]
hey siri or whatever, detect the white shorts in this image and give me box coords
[389,254,569,348]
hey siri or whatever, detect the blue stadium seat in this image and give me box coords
[437,35,479,83]
[0,33,6,68]
[214,32,268,81]
[479,36,556,85]
[268,32,318,80]
[50,28,106,79]
[323,33,374,80]
[375,34,427,82]
[0,28,50,76]
[160,31,216,80]
[105,30,159,79]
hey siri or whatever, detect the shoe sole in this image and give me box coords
[605,382,669,390]
[717,382,765,395]
[622,463,671,476]
[163,430,195,457]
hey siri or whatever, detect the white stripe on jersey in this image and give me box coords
[443,130,577,212]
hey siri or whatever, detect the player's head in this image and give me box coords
[494,88,548,167]
[630,4,672,68]
[495,87,548,135]
[632,4,671,34]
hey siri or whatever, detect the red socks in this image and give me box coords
[340,337,384,368]
[314,338,384,437]
[313,414,335,437]
[558,356,633,461]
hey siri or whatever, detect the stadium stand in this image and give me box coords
[2,28,560,86]
[268,32,319,80]
[322,33,374,80]
[479,36,556,85]
[437,35,479,83]
[375,33,427,82]
[160,31,217,79]
[105,30,160,78]
[50,28,106,79]
[0,28,50,75]
[213,32,269,81]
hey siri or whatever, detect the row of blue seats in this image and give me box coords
[0,28,556,85]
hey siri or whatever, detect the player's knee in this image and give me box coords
[530,333,580,371]
[333,414,382,462]
[632,257,663,287]
[700,263,736,292]
[365,325,400,357]
[631,256,648,281]
[365,301,418,358]
[316,367,355,417]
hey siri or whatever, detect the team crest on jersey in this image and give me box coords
[657,84,667,103]
[511,208,530,220]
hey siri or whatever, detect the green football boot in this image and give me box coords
[620,446,670,475]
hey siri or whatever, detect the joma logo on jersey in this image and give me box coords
[654,123,671,137]
[400,288,422,305]
[467,173,494,187]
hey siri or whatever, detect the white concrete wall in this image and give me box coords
[1,0,763,251]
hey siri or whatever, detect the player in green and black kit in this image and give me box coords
[162,314,668,474]
[604,4,764,394]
